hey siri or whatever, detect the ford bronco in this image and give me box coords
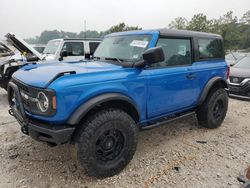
[8,29,229,178]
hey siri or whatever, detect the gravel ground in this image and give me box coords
[0,88,249,188]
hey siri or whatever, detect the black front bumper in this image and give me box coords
[21,119,75,145]
[8,81,75,145]
[228,83,250,100]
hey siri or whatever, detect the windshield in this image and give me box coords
[43,40,61,54]
[234,56,250,69]
[94,35,152,62]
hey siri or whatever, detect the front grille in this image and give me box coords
[12,79,36,113]
[23,99,30,107]
[11,79,56,117]
[229,76,245,84]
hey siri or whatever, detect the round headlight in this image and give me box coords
[36,92,49,112]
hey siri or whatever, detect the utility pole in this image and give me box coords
[84,20,86,40]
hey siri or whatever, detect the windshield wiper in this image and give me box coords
[104,57,123,64]
[93,56,124,63]
[93,56,101,60]
[93,56,134,67]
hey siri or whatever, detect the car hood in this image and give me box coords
[5,33,44,60]
[230,67,250,78]
[0,41,14,57]
[12,60,124,88]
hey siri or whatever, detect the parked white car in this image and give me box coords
[43,38,101,61]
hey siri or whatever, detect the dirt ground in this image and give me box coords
[0,88,249,188]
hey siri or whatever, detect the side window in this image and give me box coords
[198,38,223,59]
[153,38,191,67]
[89,42,100,55]
[62,42,84,56]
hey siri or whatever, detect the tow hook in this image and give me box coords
[8,109,14,116]
[21,125,28,135]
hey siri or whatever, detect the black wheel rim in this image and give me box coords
[95,129,124,162]
[213,99,224,121]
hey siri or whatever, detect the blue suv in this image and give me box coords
[8,29,229,178]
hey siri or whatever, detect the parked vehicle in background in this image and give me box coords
[0,42,15,72]
[228,55,250,99]
[8,29,229,178]
[225,52,249,66]
[43,38,101,61]
[0,41,14,57]
[0,33,44,90]
[0,33,102,90]
[32,45,46,53]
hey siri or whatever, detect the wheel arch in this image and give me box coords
[67,93,140,125]
[198,76,228,105]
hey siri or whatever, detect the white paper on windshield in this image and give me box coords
[130,40,148,48]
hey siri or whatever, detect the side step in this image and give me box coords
[140,111,195,130]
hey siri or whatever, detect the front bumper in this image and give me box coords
[8,81,75,145]
[14,116,75,145]
[228,82,250,100]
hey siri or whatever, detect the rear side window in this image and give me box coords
[62,42,84,56]
[153,38,192,67]
[89,42,100,55]
[198,38,223,59]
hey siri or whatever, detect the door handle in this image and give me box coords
[186,73,196,80]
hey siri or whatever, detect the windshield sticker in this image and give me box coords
[130,40,148,48]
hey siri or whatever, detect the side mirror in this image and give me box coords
[85,53,91,59]
[134,47,165,67]
[59,51,68,61]
[60,51,68,58]
[143,46,165,64]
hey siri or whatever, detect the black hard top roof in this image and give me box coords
[159,28,222,39]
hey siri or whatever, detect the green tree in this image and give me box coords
[39,30,61,44]
[238,24,250,49]
[24,13,250,51]
[187,13,211,32]
[168,17,188,29]
[105,22,141,34]
[24,36,40,44]
[241,10,250,24]
[60,31,78,38]
[78,30,101,38]
[216,11,239,50]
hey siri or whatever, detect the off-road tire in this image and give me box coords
[75,108,138,178]
[196,88,228,129]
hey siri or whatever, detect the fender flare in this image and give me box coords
[67,93,139,125]
[198,76,228,105]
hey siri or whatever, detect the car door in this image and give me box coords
[146,37,200,119]
[61,41,85,61]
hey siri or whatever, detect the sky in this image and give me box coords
[0,0,249,40]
